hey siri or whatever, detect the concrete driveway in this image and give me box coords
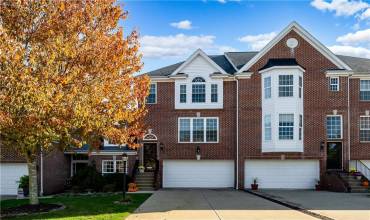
[258,190,370,220]
[127,189,317,220]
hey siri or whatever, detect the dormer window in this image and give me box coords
[192,77,206,103]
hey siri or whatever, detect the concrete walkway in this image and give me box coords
[258,190,370,220]
[127,189,317,220]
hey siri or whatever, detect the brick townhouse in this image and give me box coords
[1,22,369,195]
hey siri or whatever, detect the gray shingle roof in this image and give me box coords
[146,52,369,77]
[224,52,258,70]
[337,55,370,73]
[208,55,236,74]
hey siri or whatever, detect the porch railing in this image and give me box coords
[356,160,370,181]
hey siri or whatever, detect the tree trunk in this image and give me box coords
[27,160,39,205]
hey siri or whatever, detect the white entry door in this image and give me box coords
[245,160,319,189]
[0,163,28,195]
[163,160,234,188]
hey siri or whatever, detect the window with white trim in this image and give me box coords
[192,118,204,142]
[264,77,271,99]
[264,115,271,141]
[102,160,114,173]
[329,77,339,91]
[279,75,293,97]
[279,114,294,140]
[360,116,370,142]
[178,117,218,143]
[102,160,127,174]
[180,84,186,103]
[192,77,206,103]
[299,76,303,98]
[326,115,342,139]
[179,118,191,142]
[299,114,303,140]
[211,84,218,103]
[146,83,157,104]
[360,80,370,101]
[116,160,123,173]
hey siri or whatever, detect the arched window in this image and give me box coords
[192,77,206,103]
[192,77,206,83]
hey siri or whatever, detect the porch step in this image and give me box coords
[350,187,368,193]
[338,172,368,193]
[135,172,155,191]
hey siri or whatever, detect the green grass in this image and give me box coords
[1,193,151,220]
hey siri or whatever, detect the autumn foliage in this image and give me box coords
[0,0,149,204]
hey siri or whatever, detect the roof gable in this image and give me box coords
[172,49,228,75]
[237,22,352,73]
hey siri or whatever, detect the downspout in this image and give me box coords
[347,74,351,169]
[40,148,44,196]
[236,79,239,190]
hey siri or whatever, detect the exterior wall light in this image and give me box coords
[196,146,201,160]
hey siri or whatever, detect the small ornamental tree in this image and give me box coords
[0,0,149,205]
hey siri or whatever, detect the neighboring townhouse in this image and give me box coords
[1,22,369,196]
[142,22,370,190]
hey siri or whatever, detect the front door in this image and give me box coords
[326,142,342,170]
[143,143,157,172]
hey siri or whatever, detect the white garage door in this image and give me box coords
[163,160,234,188]
[245,160,319,189]
[0,163,28,195]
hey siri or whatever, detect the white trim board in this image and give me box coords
[172,49,228,75]
[237,21,352,74]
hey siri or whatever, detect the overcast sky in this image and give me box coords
[120,0,370,73]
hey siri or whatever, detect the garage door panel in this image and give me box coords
[163,160,234,188]
[245,160,319,189]
[1,163,28,195]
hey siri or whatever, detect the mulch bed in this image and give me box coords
[2,203,64,217]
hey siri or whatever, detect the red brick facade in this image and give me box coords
[145,30,370,189]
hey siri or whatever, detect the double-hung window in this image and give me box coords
[329,77,339,91]
[264,77,271,99]
[211,84,218,103]
[102,160,114,173]
[102,160,127,174]
[299,76,303,98]
[179,118,191,142]
[192,77,206,103]
[146,83,157,104]
[178,117,218,143]
[360,116,370,142]
[192,118,204,142]
[206,118,218,142]
[326,115,342,139]
[360,80,370,101]
[279,75,293,97]
[264,115,272,141]
[180,85,187,103]
[279,114,294,140]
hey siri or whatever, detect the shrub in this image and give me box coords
[71,163,105,192]
[103,173,132,191]
[18,175,29,189]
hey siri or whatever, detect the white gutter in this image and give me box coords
[236,79,239,190]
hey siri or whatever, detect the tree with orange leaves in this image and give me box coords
[0,0,149,205]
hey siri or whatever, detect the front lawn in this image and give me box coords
[1,193,151,220]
